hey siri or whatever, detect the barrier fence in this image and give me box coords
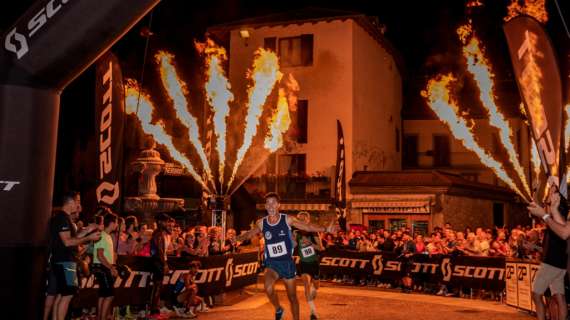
[72,251,259,308]
[71,249,541,309]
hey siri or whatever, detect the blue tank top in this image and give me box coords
[262,213,294,262]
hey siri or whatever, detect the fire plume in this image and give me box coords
[155,51,216,191]
[423,74,526,200]
[201,40,234,188]
[505,0,548,23]
[228,48,282,190]
[125,80,209,191]
[458,24,531,198]
[264,88,291,152]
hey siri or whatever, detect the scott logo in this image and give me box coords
[441,258,452,282]
[4,29,28,59]
[0,180,20,191]
[4,0,70,59]
[372,255,383,275]
[96,60,119,206]
[320,257,368,269]
[225,258,258,287]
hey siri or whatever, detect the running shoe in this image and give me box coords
[275,307,285,320]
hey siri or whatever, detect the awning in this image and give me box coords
[353,201,430,214]
[256,203,331,211]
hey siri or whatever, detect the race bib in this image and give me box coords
[267,241,287,258]
[301,246,315,258]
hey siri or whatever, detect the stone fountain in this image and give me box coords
[124,142,184,224]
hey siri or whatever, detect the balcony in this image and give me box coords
[244,175,332,202]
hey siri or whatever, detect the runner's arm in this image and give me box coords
[236,220,262,242]
[287,216,337,233]
[528,202,570,239]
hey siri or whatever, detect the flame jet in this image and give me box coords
[227,49,282,192]
[155,51,216,192]
[125,80,210,192]
[457,24,531,199]
[423,74,527,200]
[199,40,234,189]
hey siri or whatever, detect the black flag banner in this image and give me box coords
[504,16,565,196]
[94,52,125,211]
[334,120,347,230]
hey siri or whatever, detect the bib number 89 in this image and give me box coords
[267,241,287,258]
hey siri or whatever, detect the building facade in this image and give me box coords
[208,9,403,217]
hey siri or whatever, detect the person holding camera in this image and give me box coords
[49,192,101,320]
[92,212,119,320]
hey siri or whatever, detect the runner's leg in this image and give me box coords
[283,277,300,320]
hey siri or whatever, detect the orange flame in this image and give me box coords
[458,24,531,198]
[200,40,234,188]
[155,51,216,191]
[423,74,527,200]
[228,48,282,190]
[505,0,548,23]
[264,88,291,152]
[125,80,209,191]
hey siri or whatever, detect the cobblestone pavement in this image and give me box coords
[195,284,534,320]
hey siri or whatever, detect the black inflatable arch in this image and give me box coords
[0,1,160,318]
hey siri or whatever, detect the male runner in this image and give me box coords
[294,211,324,320]
[237,192,338,320]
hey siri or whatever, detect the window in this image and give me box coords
[278,154,307,198]
[278,34,313,67]
[389,219,407,232]
[403,135,419,168]
[433,135,450,167]
[264,37,276,52]
[369,220,385,233]
[278,154,306,176]
[412,221,429,236]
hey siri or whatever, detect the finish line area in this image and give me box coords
[196,281,533,320]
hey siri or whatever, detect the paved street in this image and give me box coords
[197,283,534,320]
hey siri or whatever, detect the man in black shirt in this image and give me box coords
[49,192,101,320]
[528,186,567,320]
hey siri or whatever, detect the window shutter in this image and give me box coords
[300,34,313,66]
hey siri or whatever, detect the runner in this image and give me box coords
[294,211,324,320]
[237,192,338,320]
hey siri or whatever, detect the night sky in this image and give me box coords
[1,0,569,203]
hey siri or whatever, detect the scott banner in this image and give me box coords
[94,52,125,210]
[334,120,347,230]
[73,252,260,308]
[504,16,565,190]
[301,249,506,290]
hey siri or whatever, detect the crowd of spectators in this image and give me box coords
[319,222,544,261]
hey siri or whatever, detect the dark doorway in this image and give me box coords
[493,202,504,227]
